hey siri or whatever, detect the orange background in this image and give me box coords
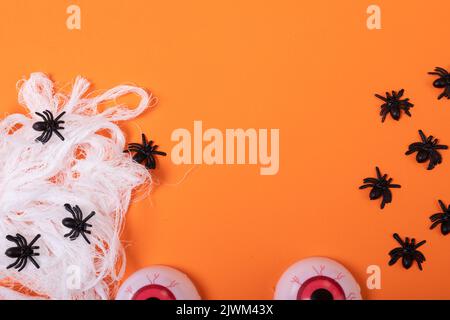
[0,0,449,299]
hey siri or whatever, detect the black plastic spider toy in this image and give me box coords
[32,110,66,144]
[375,89,414,122]
[428,67,450,100]
[62,204,96,244]
[5,233,40,272]
[430,200,450,236]
[388,233,426,271]
[125,133,167,170]
[359,167,401,209]
[405,130,448,170]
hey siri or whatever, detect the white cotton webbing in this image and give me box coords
[0,73,152,299]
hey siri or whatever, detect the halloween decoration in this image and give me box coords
[428,67,450,99]
[125,133,166,170]
[33,110,65,144]
[62,204,96,244]
[405,130,448,170]
[0,73,154,299]
[359,167,401,209]
[388,233,426,271]
[430,200,450,235]
[274,257,362,300]
[375,89,413,122]
[5,234,41,272]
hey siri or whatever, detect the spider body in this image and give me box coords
[359,167,401,209]
[32,110,66,144]
[375,89,413,122]
[430,200,450,235]
[405,130,448,170]
[125,133,167,170]
[62,204,95,244]
[5,234,40,272]
[388,233,426,270]
[428,67,450,99]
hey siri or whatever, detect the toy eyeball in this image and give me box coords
[116,265,201,300]
[274,257,362,300]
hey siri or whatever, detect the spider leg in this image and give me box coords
[359,184,373,189]
[28,234,41,247]
[393,233,404,246]
[54,111,66,121]
[415,251,426,262]
[438,200,447,212]
[430,212,443,221]
[53,129,65,141]
[407,142,425,149]
[375,94,387,102]
[418,130,427,143]
[38,130,52,144]
[404,109,412,117]
[44,110,54,122]
[438,87,449,100]
[435,67,448,75]
[35,130,48,143]
[152,150,167,156]
[380,189,392,209]
[64,229,75,238]
[64,203,74,213]
[429,220,442,230]
[379,104,387,112]
[427,152,440,170]
[16,234,27,247]
[397,89,404,98]
[17,257,27,272]
[380,108,389,122]
[82,211,96,223]
[35,112,48,121]
[6,258,20,269]
[436,151,443,164]
[28,256,40,269]
[388,247,403,256]
[435,145,448,150]
[74,205,83,220]
[141,133,148,146]
[65,204,78,219]
[375,167,382,179]
[363,178,378,183]
[388,183,401,188]
[6,235,20,247]
[388,254,401,266]
[80,231,91,244]
[414,240,426,249]
[37,130,50,144]
[415,260,423,271]
[145,157,156,170]
[70,230,80,240]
